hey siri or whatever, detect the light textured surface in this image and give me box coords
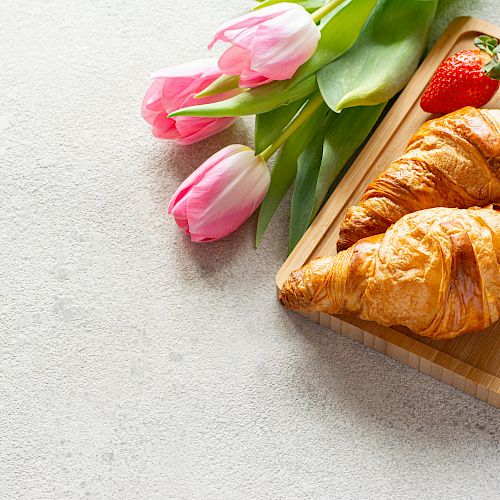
[1,0,500,498]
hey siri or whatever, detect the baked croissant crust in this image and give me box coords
[280,205,500,340]
[337,107,500,252]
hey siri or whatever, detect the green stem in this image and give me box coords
[260,92,324,161]
[311,0,345,23]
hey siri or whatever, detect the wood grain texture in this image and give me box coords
[276,17,500,408]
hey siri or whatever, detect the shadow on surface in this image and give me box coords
[143,118,263,275]
[281,310,500,447]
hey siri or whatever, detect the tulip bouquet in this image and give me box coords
[142,0,438,251]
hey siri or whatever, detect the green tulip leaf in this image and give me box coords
[195,74,241,99]
[312,102,386,219]
[254,98,306,155]
[287,103,385,252]
[288,112,338,252]
[290,0,377,85]
[170,75,317,118]
[256,101,328,246]
[318,0,438,112]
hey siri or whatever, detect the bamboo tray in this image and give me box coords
[276,17,500,407]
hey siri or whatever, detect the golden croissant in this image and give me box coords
[280,205,500,340]
[337,107,500,252]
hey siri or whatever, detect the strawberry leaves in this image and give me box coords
[484,52,500,80]
[474,35,500,80]
[474,35,498,56]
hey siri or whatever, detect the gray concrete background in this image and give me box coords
[1,0,500,498]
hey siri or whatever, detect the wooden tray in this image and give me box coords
[276,17,500,408]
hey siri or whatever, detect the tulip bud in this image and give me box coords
[141,59,236,145]
[168,145,270,242]
[209,3,320,88]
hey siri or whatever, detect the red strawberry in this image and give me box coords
[420,36,500,114]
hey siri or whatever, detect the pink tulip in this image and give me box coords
[208,3,320,88]
[168,145,270,242]
[141,58,236,145]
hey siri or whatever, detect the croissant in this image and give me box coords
[337,107,500,252]
[280,205,500,340]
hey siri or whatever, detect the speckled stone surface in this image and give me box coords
[1,1,500,498]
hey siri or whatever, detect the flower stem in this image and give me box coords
[311,0,345,23]
[260,91,324,161]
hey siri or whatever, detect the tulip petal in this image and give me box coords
[249,10,320,81]
[208,3,293,50]
[150,59,222,108]
[151,112,180,140]
[176,116,236,146]
[143,58,237,144]
[209,3,319,87]
[186,151,270,241]
[189,231,216,243]
[167,145,250,214]
[218,46,272,87]
[174,115,216,136]
[218,45,250,76]
[239,69,273,88]
[170,196,190,234]
[161,75,217,109]
[141,79,165,124]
